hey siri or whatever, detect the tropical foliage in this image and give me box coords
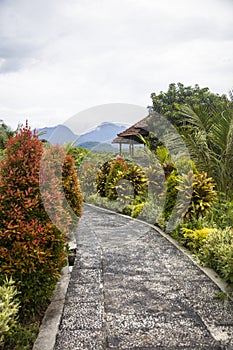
[177,171,217,219]
[96,157,148,206]
[145,83,233,286]
[198,227,233,285]
[0,83,232,348]
[176,104,233,198]
[150,83,233,199]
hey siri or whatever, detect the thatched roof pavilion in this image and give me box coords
[112,114,153,155]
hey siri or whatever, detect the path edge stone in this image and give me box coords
[32,264,72,350]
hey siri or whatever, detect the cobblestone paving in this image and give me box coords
[54,204,233,349]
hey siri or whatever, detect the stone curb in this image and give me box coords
[32,265,72,350]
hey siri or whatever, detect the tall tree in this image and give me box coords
[150,83,229,126]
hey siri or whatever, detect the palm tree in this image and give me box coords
[177,103,233,199]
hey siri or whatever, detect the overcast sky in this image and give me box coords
[0,0,232,133]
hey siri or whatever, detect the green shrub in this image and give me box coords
[209,196,233,229]
[182,227,214,253]
[104,158,148,201]
[162,169,178,222]
[0,124,67,320]
[105,158,129,200]
[175,157,197,175]
[120,200,145,218]
[79,161,99,198]
[96,160,111,197]
[1,321,39,350]
[156,146,175,179]
[0,278,19,346]
[65,144,89,170]
[131,202,145,218]
[198,227,233,285]
[145,164,165,200]
[0,149,5,161]
[177,171,217,220]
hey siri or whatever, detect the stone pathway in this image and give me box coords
[54,204,233,349]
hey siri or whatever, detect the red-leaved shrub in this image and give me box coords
[0,123,82,319]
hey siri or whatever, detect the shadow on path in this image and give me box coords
[54,204,233,349]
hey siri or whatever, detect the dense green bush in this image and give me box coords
[198,227,233,285]
[98,158,148,202]
[209,196,233,229]
[64,144,89,170]
[0,278,19,346]
[162,169,178,222]
[79,160,99,197]
[1,321,39,350]
[181,227,214,253]
[0,121,13,150]
[176,171,217,220]
[171,222,233,287]
[104,158,129,200]
[161,158,197,223]
[96,160,111,197]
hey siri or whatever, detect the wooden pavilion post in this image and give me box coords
[119,142,122,155]
[129,140,132,156]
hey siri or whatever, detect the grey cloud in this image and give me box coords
[0,37,42,73]
[0,0,233,75]
[0,0,62,72]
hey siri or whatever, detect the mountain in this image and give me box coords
[37,122,128,147]
[38,125,77,145]
[75,122,127,145]
[78,141,117,152]
[37,126,57,140]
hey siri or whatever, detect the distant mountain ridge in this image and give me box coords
[38,125,77,145]
[76,122,127,144]
[37,122,128,149]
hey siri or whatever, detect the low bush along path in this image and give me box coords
[54,204,233,349]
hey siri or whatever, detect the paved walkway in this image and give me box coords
[54,204,233,349]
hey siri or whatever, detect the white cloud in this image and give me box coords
[0,0,232,131]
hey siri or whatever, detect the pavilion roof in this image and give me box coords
[112,136,141,144]
[112,114,153,144]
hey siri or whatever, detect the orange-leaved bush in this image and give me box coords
[40,145,83,235]
[62,154,83,223]
[0,123,82,319]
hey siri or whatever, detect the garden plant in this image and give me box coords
[0,123,83,349]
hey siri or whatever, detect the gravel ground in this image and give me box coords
[54,204,233,350]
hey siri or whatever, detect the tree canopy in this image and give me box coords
[150,83,230,126]
[149,83,233,199]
